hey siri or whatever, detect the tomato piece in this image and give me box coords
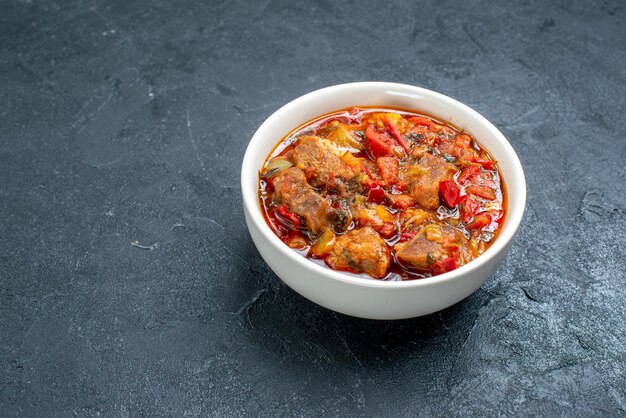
[377,156,399,184]
[276,205,301,229]
[458,147,479,165]
[465,212,491,230]
[408,116,434,127]
[454,133,472,148]
[360,165,384,189]
[460,197,480,223]
[429,124,443,133]
[473,158,495,170]
[365,125,394,159]
[457,166,480,184]
[398,232,415,242]
[367,185,386,203]
[439,180,463,208]
[432,257,457,275]
[383,114,410,151]
[467,185,496,200]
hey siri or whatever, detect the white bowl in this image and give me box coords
[241,82,526,320]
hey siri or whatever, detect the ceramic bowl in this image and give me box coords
[241,82,526,320]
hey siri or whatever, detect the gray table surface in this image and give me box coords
[1,0,625,416]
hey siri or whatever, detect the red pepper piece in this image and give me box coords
[365,125,394,159]
[432,257,457,275]
[376,156,399,184]
[439,180,463,208]
[367,185,385,203]
[460,197,480,223]
[276,205,301,229]
[465,212,491,230]
[383,114,410,151]
[457,166,481,184]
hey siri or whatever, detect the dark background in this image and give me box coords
[1,0,625,416]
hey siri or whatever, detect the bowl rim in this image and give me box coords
[241,81,526,288]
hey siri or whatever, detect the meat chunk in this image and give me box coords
[292,135,360,194]
[394,224,463,271]
[399,152,457,210]
[272,167,333,235]
[326,227,390,278]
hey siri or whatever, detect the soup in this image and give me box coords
[258,107,506,280]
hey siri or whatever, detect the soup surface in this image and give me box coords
[259,107,506,280]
